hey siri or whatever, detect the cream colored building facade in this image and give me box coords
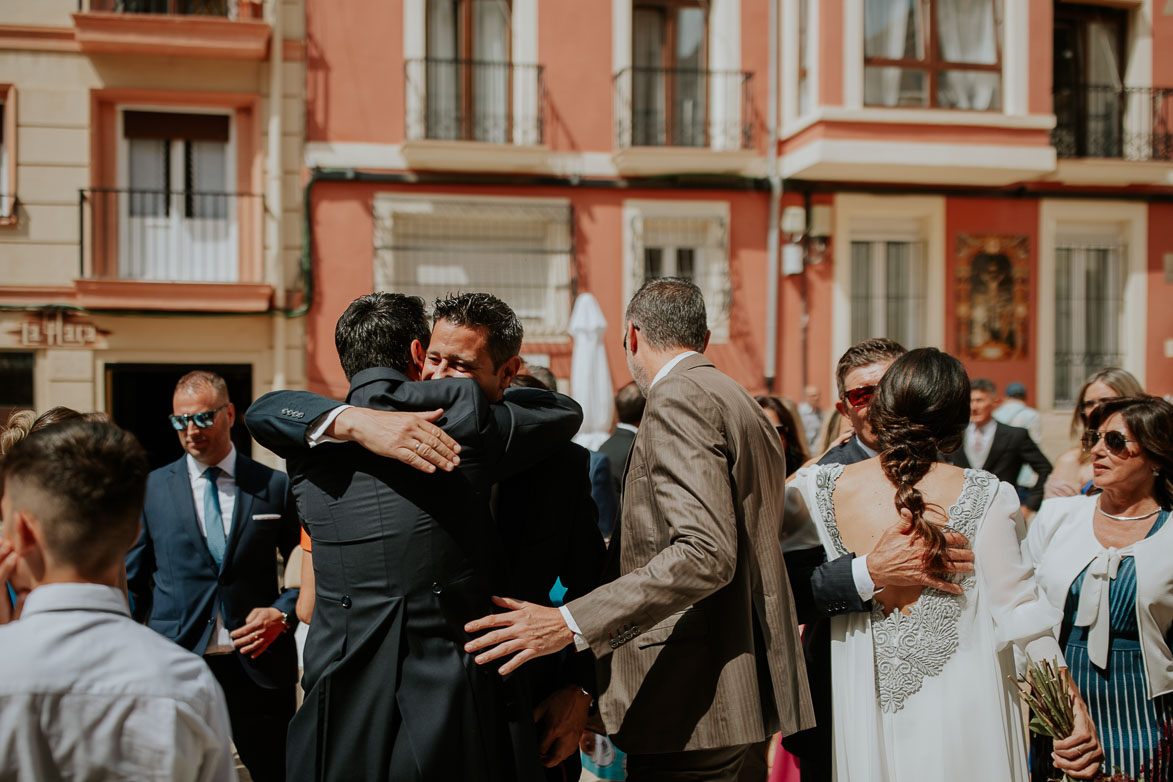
[0,0,306,466]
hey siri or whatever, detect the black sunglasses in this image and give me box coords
[169,404,227,431]
[1081,429,1137,456]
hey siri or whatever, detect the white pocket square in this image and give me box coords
[251,513,282,520]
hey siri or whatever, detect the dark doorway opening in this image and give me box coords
[105,363,254,471]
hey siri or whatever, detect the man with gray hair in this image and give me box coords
[465,278,814,780]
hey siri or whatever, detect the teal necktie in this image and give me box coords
[203,466,226,568]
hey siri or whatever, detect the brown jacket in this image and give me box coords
[567,354,815,754]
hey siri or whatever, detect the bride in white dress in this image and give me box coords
[790,348,1101,781]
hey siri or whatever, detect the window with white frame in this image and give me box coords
[627,204,730,339]
[373,195,574,340]
[116,109,237,282]
[849,238,927,348]
[1053,240,1126,407]
[0,92,11,219]
[863,0,1003,110]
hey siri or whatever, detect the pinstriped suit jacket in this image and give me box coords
[567,354,815,754]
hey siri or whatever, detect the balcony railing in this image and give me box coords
[405,58,545,146]
[80,0,238,15]
[614,67,755,150]
[1053,84,1173,161]
[80,188,263,283]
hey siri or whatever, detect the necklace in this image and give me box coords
[1096,498,1161,522]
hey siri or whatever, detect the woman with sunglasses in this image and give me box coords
[1027,396,1173,781]
[1046,367,1144,500]
[789,348,1100,781]
[755,395,810,477]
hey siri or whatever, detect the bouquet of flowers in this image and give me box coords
[1016,658,1080,782]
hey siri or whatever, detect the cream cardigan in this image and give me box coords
[1026,495,1173,699]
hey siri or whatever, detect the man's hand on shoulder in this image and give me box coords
[867,508,974,595]
[533,685,593,768]
[331,407,461,473]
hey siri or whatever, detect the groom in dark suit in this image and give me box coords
[245,292,584,782]
[126,370,300,782]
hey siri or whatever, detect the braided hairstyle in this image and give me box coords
[867,348,971,574]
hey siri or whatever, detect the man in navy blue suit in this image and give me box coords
[126,370,300,782]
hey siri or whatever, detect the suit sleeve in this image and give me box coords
[810,555,869,616]
[125,507,156,622]
[1017,428,1054,511]
[488,388,584,482]
[245,391,346,459]
[565,380,737,658]
[557,450,608,693]
[268,474,301,623]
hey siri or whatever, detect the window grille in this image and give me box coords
[1053,242,1125,407]
[630,214,731,339]
[374,197,574,340]
[849,239,927,348]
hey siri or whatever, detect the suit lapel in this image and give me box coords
[222,454,262,573]
[168,458,218,572]
[983,424,1008,470]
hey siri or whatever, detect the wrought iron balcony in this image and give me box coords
[404,58,545,146]
[1053,84,1173,161]
[614,66,755,150]
[81,0,239,15]
[79,188,263,283]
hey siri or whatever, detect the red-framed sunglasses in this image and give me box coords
[842,385,876,409]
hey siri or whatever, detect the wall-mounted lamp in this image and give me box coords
[781,204,832,275]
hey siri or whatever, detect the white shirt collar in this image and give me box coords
[651,351,701,389]
[616,423,639,434]
[968,419,996,437]
[186,445,237,481]
[856,437,878,459]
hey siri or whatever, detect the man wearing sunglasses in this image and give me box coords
[784,338,978,782]
[126,370,301,782]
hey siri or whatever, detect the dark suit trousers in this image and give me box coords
[625,744,753,782]
[205,653,295,782]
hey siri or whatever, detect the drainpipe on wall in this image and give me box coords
[266,0,286,391]
[764,0,781,393]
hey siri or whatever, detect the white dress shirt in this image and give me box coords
[186,448,237,653]
[964,419,997,470]
[0,583,235,782]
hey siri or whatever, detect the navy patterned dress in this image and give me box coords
[1032,511,1173,781]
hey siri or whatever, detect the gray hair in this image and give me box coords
[625,278,708,352]
[174,370,228,403]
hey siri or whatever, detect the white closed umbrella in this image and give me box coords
[568,292,614,450]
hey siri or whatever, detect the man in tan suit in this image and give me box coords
[465,278,814,780]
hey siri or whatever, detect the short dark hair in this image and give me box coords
[970,378,997,394]
[834,338,907,398]
[522,365,557,392]
[432,293,524,369]
[1087,396,1173,509]
[1,421,149,578]
[175,370,228,402]
[335,292,430,381]
[625,278,708,352]
[614,381,645,425]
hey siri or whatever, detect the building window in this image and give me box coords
[110,109,238,282]
[425,0,513,143]
[0,352,34,424]
[863,0,1002,110]
[627,204,731,340]
[849,239,927,347]
[798,0,814,116]
[632,1,709,146]
[0,86,13,220]
[1053,242,1125,407]
[373,194,574,340]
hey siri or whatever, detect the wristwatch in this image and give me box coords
[280,611,293,631]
